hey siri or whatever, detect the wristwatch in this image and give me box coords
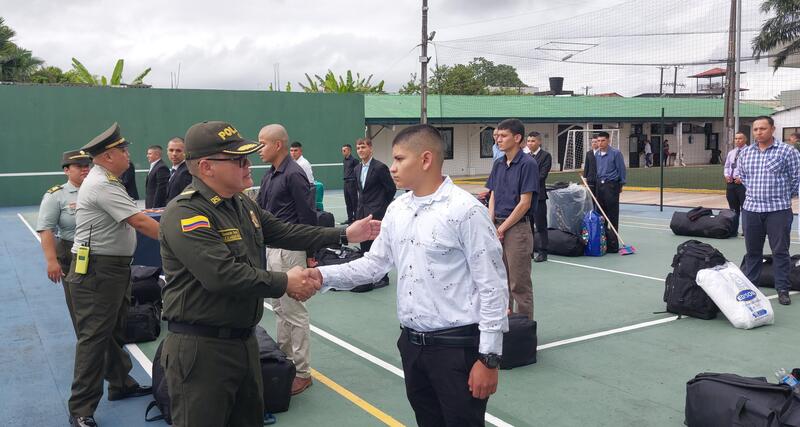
[478,353,501,369]
[339,229,349,246]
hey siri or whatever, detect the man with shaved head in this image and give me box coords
[308,124,509,426]
[256,123,318,395]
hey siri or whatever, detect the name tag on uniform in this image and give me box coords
[218,228,243,243]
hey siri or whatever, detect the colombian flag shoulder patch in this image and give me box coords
[180,215,211,232]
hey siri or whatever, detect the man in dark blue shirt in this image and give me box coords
[594,131,626,253]
[486,119,538,320]
[341,143,359,224]
[256,123,317,395]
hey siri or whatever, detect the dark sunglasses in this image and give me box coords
[205,156,250,168]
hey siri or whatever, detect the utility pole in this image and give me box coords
[722,0,737,148]
[420,0,429,124]
[581,85,592,96]
[672,66,683,95]
[658,66,669,95]
[733,0,742,136]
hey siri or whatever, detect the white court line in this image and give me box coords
[547,259,664,282]
[16,213,155,379]
[263,302,513,427]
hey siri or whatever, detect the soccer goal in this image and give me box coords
[562,129,620,171]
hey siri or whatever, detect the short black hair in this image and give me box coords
[342,143,352,149]
[791,132,800,140]
[497,119,525,137]
[392,124,444,166]
[527,131,541,139]
[290,141,302,148]
[597,131,610,139]
[147,145,163,151]
[753,115,774,126]
[169,136,184,144]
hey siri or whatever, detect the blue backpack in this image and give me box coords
[581,211,607,257]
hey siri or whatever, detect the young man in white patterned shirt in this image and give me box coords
[308,124,509,426]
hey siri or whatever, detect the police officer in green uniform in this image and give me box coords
[36,150,92,332]
[159,121,380,427]
[65,123,160,427]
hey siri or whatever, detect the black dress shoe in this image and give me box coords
[533,253,548,263]
[107,384,152,401]
[69,416,97,427]
[778,291,792,306]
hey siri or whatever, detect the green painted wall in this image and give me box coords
[0,85,364,207]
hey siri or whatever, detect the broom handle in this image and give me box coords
[579,175,626,246]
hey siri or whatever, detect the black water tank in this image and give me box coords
[549,77,564,94]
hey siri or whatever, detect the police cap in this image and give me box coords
[61,150,92,168]
[81,122,130,157]
[184,121,263,160]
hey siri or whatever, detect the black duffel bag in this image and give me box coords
[124,303,161,344]
[145,341,172,424]
[740,254,800,291]
[534,228,584,257]
[256,326,296,413]
[314,246,376,293]
[663,240,725,319]
[685,372,800,427]
[500,314,537,370]
[670,208,736,239]
[131,265,163,306]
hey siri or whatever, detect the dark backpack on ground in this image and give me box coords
[535,228,584,257]
[314,246,376,293]
[124,303,161,343]
[685,372,800,427]
[145,341,171,424]
[500,314,537,370]
[740,254,800,291]
[663,240,725,319]
[316,210,335,227]
[256,326,296,413]
[670,208,735,239]
[131,265,163,307]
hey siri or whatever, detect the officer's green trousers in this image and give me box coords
[66,255,138,417]
[162,332,264,427]
[56,238,77,334]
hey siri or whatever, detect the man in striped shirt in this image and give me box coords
[739,116,800,305]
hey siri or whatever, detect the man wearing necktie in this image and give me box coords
[724,132,748,237]
[166,137,193,202]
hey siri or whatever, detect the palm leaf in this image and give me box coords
[130,67,151,85]
[70,57,97,85]
[110,59,124,85]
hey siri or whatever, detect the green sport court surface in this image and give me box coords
[6,189,800,426]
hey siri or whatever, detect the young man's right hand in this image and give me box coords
[285,266,321,301]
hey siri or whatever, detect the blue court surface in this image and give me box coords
[3,191,800,426]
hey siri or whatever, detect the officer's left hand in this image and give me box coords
[468,360,498,400]
[345,214,382,243]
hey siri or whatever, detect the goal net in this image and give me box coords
[562,129,620,171]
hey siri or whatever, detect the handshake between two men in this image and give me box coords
[284,214,381,302]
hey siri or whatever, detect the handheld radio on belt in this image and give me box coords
[74,226,92,274]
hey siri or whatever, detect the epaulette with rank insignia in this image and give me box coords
[46,185,63,194]
[105,172,120,183]
[175,189,196,201]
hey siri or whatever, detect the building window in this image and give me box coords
[784,127,800,141]
[438,127,454,160]
[651,123,675,135]
[479,127,495,158]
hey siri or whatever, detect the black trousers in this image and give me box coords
[725,183,746,236]
[596,181,621,253]
[531,199,548,254]
[742,209,793,292]
[343,180,358,222]
[397,331,487,426]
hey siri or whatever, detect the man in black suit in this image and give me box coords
[355,137,396,286]
[583,135,599,196]
[144,145,170,208]
[527,132,552,262]
[165,137,192,202]
[341,143,359,224]
[119,161,139,200]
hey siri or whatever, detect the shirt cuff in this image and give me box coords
[479,330,504,355]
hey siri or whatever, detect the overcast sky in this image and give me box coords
[3,0,796,98]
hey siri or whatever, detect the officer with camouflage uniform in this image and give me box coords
[36,150,92,332]
[65,123,160,427]
[159,120,380,427]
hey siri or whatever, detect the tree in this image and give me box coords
[299,70,385,93]
[0,17,43,82]
[70,57,151,86]
[468,57,524,87]
[29,66,82,84]
[752,0,800,69]
[398,73,421,94]
[429,64,486,95]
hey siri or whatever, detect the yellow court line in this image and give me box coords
[310,368,406,427]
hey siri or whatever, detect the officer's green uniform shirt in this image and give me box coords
[72,164,140,256]
[36,181,79,241]
[160,177,341,329]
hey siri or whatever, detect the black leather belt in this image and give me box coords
[494,217,528,224]
[402,324,479,347]
[168,322,254,340]
[599,179,619,184]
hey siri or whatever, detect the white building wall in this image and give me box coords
[774,108,800,140]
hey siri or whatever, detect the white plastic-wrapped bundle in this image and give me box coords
[547,184,593,236]
[696,262,774,329]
